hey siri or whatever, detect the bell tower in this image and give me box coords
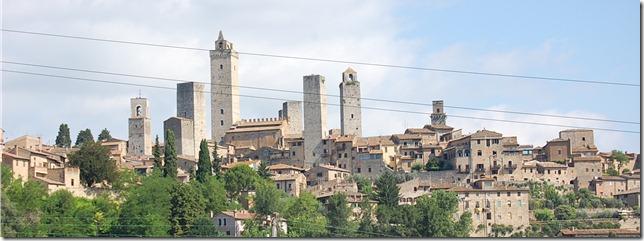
[128,96,152,156]
[210,31,240,144]
[430,100,446,126]
[339,67,362,137]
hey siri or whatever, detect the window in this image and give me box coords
[220,109,224,114]
[338,154,342,158]
[71,179,74,186]
[357,168,361,173]
[226,231,230,236]
[223,218,227,225]
[477,140,481,145]
[507,192,511,197]
[486,139,490,147]
[464,192,469,197]
[477,150,482,156]
[518,192,522,196]
[487,213,492,220]
[220,120,224,126]
[351,114,354,118]
[582,137,586,141]
[218,219,222,226]
[323,140,327,145]
[277,183,281,189]
[497,192,500,197]
[344,153,348,158]
[220,64,223,69]
[292,151,296,156]
[492,151,497,156]
[558,150,562,155]
[368,168,372,173]
[288,183,292,190]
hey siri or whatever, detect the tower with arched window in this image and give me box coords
[128,97,152,156]
[339,67,362,137]
[210,30,240,144]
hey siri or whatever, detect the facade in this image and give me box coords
[163,117,195,158]
[542,138,571,163]
[305,164,350,186]
[559,129,598,157]
[444,129,504,178]
[572,156,603,190]
[303,74,328,168]
[210,31,240,144]
[590,174,640,198]
[99,138,128,165]
[128,97,152,156]
[279,101,303,136]
[271,172,306,197]
[223,118,288,150]
[177,81,206,155]
[213,211,255,237]
[339,67,362,137]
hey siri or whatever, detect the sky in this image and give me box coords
[1,0,641,152]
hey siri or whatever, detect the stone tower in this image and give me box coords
[279,101,303,136]
[431,100,446,126]
[339,67,362,137]
[210,31,240,144]
[128,97,152,156]
[163,117,195,157]
[177,82,206,155]
[303,75,327,168]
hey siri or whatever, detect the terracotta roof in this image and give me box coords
[548,138,569,142]
[2,152,29,160]
[335,135,356,143]
[392,134,422,140]
[267,163,304,171]
[33,176,65,186]
[574,156,601,162]
[469,129,502,139]
[271,173,304,181]
[100,138,127,143]
[560,129,594,133]
[522,160,539,168]
[355,136,394,146]
[315,164,350,173]
[595,176,626,182]
[220,211,255,220]
[405,128,436,134]
[448,186,529,192]
[621,174,640,179]
[537,162,567,168]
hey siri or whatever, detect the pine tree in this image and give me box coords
[97,128,112,141]
[75,128,94,146]
[152,135,162,169]
[257,160,272,179]
[163,129,178,178]
[195,139,212,183]
[55,123,71,148]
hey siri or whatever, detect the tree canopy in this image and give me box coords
[97,128,112,141]
[195,139,212,183]
[68,141,117,187]
[55,123,71,148]
[74,128,94,146]
[163,129,178,178]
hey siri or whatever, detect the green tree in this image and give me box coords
[42,190,97,237]
[415,191,471,237]
[326,192,352,237]
[606,167,619,176]
[554,205,577,220]
[224,165,260,198]
[192,176,227,216]
[75,128,94,146]
[356,198,375,237]
[375,171,400,207]
[257,160,272,179]
[97,128,112,141]
[411,162,424,172]
[117,173,174,237]
[283,192,328,237]
[254,180,283,217]
[622,168,631,174]
[212,147,222,176]
[490,224,514,237]
[93,193,120,236]
[610,150,629,165]
[242,219,271,237]
[187,217,222,237]
[350,175,374,198]
[111,169,139,195]
[68,141,117,187]
[55,123,72,148]
[152,135,162,169]
[425,157,440,171]
[195,140,212,183]
[163,129,178,178]
[534,209,554,221]
[169,182,205,237]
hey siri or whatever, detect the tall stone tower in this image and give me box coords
[177,82,206,155]
[210,31,240,144]
[163,117,195,157]
[279,101,303,136]
[303,75,327,168]
[128,97,152,156]
[431,100,446,126]
[339,67,362,137]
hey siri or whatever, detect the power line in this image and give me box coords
[2,60,638,125]
[2,69,639,134]
[1,28,639,87]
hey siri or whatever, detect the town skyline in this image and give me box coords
[2,0,640,153]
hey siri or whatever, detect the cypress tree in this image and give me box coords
[163,129,178,178]
[97,128,112,141]
[152,135,162,169]
[75,128,94,146]
[55,123,71,148]
[195,139,212,183]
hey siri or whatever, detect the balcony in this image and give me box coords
[504,164,518,170]
[474,167,486,173]
[490,164,501,171]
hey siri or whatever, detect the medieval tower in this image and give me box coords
[210,31,240,144]
[339,67,362,137]
[279,101,303,136]
[177,82,205,156]
[128,97,152,156]
[303,75,327,168]
[431,100,446,126]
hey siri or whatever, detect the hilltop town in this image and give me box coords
[1,32,640,238]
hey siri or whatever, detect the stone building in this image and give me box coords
[177,82,206,155]
[223,118,288,150]
[542,138,571,163]
[303,74,328,168]
[444,129,504,179]
[279,101,303,136]
[572,155,603,190]
[305,164,350,186]
[127,97,152,157]
[163,117,195,157]
[211,31,240,144]
[559,129,598,157]
[451,178,530,237]
[99,138,127,165]
[339,67,362,137]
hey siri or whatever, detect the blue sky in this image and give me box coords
[1,0,640,152]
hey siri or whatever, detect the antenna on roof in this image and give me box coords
[138,89,142,98]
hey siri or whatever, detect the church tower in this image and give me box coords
[128,96,152,156]
[431,100,446,126]
[210,31,240,144]
[339,67,362,137]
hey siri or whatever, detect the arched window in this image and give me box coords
[136,105,142,117]
[348,74,354,81]
[219,42,223,49]
[220,64,223,70]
